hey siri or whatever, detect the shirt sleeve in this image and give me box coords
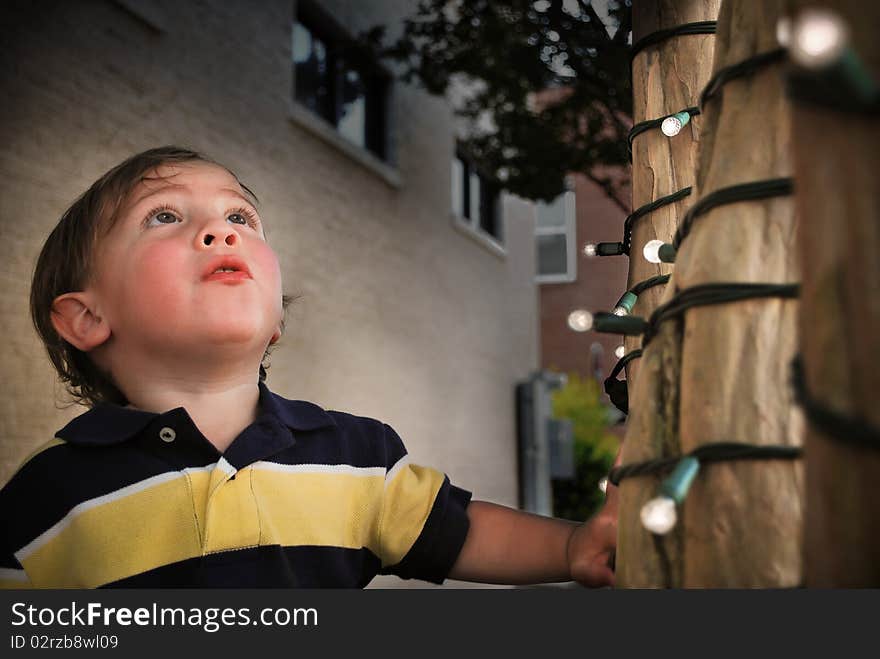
[376,423,472,584]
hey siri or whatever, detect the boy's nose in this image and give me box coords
[198,225,238,249]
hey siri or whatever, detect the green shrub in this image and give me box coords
[551,372,619,522]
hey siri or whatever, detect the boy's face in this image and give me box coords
[87,161,283,366]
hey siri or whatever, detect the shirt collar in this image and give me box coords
[55,382,337,447]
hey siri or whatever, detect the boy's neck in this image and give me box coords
[121,376,262,454]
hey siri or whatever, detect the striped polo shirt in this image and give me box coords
[0,383,472,588]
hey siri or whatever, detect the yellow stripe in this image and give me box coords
[16,460,446,586]
[379,464,445,566]
[251,467,385,553]
[19,474,202,588]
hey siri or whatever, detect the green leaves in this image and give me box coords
[551,372,620,521]
[362,0,633,207]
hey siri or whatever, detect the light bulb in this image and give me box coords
[612,306,627,316]
[598,477,608,494]
[660,111,691,137]
[640,496,677,535]
[615,345,626,359]
[643,239,664,264]
[567,309,593,332]
[661,116,681,137]
[583,243,598,257]
[790,8,847,69]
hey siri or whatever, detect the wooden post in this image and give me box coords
[788,0,880,586]
[617,0,718,587]
[676,0,802,586]
[626,0,719,387]
[620,0,804,587]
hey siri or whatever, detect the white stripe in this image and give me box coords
[216,457,236,476]
[182,464,216,477]
[0,567,28,583]
[385,455,411,488]
[15,470,186,562]
[254,461,385,478]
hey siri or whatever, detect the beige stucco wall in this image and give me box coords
[0,0,539,587]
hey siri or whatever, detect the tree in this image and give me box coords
[363,0,633,210]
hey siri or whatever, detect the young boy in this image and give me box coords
[0,146,617,589]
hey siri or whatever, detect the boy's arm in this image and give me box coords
[447,481,618,587]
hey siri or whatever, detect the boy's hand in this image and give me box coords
[567,477,619,588]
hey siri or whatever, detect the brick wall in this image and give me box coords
[540,173,631,385]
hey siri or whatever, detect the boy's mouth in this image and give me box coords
[202,256,251,281]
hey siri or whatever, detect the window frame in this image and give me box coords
[534,183,577,284]
[292,1,391,163]
[450,150,504,250]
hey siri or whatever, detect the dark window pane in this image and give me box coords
[479,179,499,239]
[364,73,387,159]
[293,21,334,123]
[537,234,568,276]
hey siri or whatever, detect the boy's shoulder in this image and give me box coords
[261,386,394,440]
[265,387,407,462]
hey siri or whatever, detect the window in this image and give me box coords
[292,3,389,160]
[535,187,576,283]
[451,153,502,243]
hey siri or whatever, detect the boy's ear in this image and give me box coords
[50,292,111,352]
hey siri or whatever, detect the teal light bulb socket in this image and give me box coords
[833,47,880,105]
[614,291,638,314]
[660,456,700,504]
[671,111,692,127]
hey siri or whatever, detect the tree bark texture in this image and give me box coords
[788,0,880,586]
[626,0,720,387]
[675,0,803,586]
[618,0,719,588]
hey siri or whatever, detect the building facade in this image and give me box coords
[536,173,631,387]
[0,0,539,588]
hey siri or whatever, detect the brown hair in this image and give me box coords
[30,146,290,407]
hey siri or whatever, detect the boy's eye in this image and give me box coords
[145,209,181,226]
[227,213,248,225]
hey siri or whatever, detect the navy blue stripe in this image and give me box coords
[100,545,382,588]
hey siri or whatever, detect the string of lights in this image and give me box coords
[578,12,869,555]
[609,442,803,534]
[630,20,718,62]
[781,8,880,112]
[604,349,642,415]
[613,274,670,316]
[642,282,800,346]
[583,188,691,258]
[640,178,795,264]
[700,48,787,109]
[627,107,700,159]
[573,283,798,340]
[791,356,880,450]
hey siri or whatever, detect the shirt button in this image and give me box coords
[159,427,176,443]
